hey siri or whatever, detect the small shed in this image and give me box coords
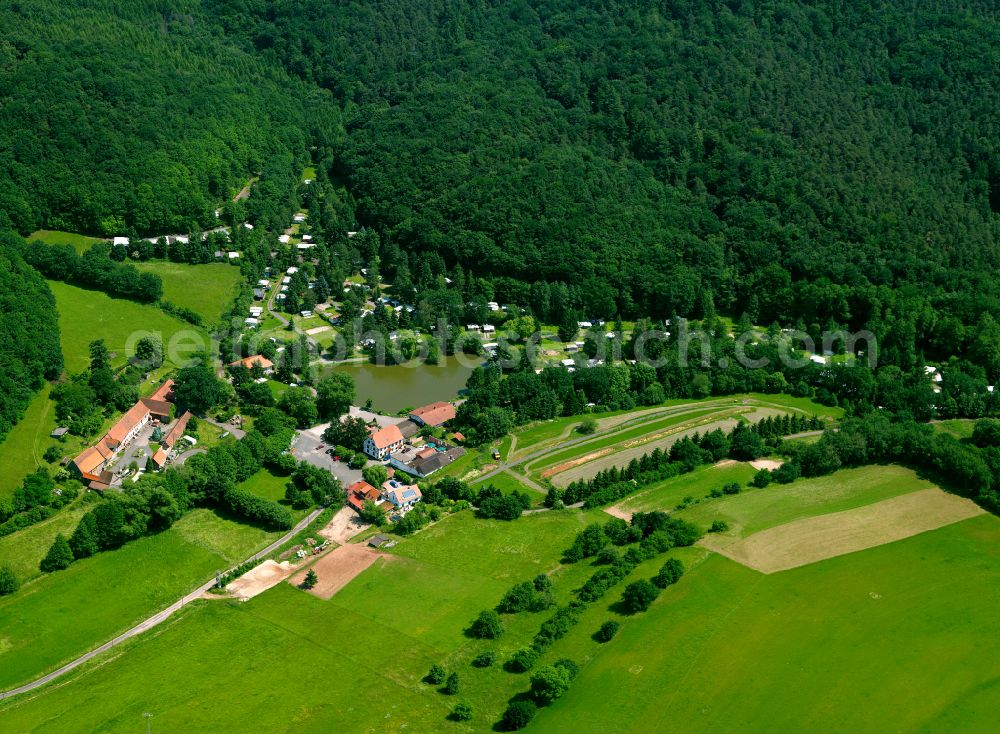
[50,426,70,438]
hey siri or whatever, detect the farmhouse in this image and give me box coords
[72,394,173,487]
[363,424,405,460]
[408,401,455,428]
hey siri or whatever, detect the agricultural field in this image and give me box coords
[608,460,758,518]
[28,230,101,253]
[49,280,209,373]
[0,507,282,691]
[133,260,242,323]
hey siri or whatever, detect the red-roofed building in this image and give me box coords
[408,401,456,428]
[150,379,175,403]
[227,355,274,373]
[345,480,381,512]
[363,423,405,460]
[162,411,193,449]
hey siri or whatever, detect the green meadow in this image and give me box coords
[133,260,242,323]
[533,514,1000,733]
[613,460,758,516]
[0,507,281,690]
[675,464,933,538]
[49,280,209,373]
[0,503,89,582]
[28,230,101,253]
[0,388,57,498]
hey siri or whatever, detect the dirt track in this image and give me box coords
[288,544,388,599]
[702,488,985,574]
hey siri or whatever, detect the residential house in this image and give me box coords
[389,444,466,478]
[381,479,422,510]
[363,424,405,460]
[408,401,456,428]
[345,480,382,513]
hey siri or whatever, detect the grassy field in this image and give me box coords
[1,478,998,731]
[0,508,281,690]
[238,468,290,503]
[612,461,758,516]
[934,419,975,440]
[133,260,242,323]
[28,230,101,253]
[533,515,1000,733]
[0,503,90,583]
[0,388,57,498]
[49,280,209,373]
[674,465,933,538]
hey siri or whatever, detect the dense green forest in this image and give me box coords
[0,0,341,235]
[0,235,63,443]
[207,0,1000,358]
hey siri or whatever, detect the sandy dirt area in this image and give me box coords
[749,459,784,471]
[227,560,295,601]
[701,488,985,574]
[319,507,371,545]
[288,544,389,600]
[603,505,633,522]
[540,448,615,479]
[306,325,331,335]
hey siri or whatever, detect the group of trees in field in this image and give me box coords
[24,242,163,303]
[0,235,63,445]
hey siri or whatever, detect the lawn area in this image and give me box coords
[674,464,933,538]
[0,508,281,690]
[532,514,1000,733]
[483,470,543,497]
[0,503,90,583]
[237,467,290,503]
[934,419,975,440]
[0,387,56,498]
[613,461,758,516]
[49,280,208,373]
[133,260,242,323]
[28,230,101,253]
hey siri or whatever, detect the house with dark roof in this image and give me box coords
[388,444,466,478]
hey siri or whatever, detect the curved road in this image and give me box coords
[0,507,323,701]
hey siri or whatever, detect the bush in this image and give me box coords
[722,481,741,495]
[620,579,659,614]
[653,558,685,589]
[772,461,801,484]
[451,702,473,722]
[472,651,496,668]
[595,620,620,642]
[751,468,773,488]
[709,520,729,533]
[40,533,74,572]
[444,671,460,695]
[507,647,540,673]
[469,609,504,639]
[425,664,446,685]
[577,417,597,435]
[530,664,572,705]
[500,700,537,731]
[0,564,19,595]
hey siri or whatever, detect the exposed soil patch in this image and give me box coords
[227,560,295,601]
[749,459,784,471]
[540,448,614,479]
[288,544,389,600]
[701,488,985,574]
[319,507,370,545]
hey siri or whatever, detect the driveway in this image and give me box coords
[292,427,362,487]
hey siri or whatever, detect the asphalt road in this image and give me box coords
[0,507,323,701]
